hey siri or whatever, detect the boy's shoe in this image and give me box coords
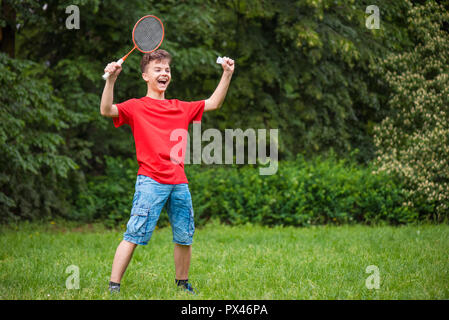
[109,281,120,293]
[175,279,197,295]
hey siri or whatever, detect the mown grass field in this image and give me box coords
[0,221,448,300]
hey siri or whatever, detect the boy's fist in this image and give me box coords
[104,62,122,81]
[221,57,235,74]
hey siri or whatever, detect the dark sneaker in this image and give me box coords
[109,281,120,293]
[175,279,197,295]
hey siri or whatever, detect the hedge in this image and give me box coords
[73,154,417,227]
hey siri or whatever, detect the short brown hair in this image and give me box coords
[140,49,172,73]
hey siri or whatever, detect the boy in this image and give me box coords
[100,49,234,294]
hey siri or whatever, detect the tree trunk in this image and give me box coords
[0,1,16,58]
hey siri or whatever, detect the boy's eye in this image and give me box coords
[154,68,169,73]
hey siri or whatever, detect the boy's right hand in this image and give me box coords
[104,62,122,82]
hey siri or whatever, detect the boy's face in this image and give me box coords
[142,59,171,93]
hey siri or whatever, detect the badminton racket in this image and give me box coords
[102,15,164,80]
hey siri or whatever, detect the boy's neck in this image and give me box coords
[146,89,165,100]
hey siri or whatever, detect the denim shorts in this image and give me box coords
[123,175,195,246]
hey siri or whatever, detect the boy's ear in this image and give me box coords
[142,73,150,82]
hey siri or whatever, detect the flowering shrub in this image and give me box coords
[373,1,449,219]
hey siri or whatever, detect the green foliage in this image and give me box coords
[194,0,412,162]
[373,1,449,220]
[187,154,415,227]
[73,156,138,227]
[75,155,415,227]
[5,0,416,165]
[1,1,446,224]
[0,53,77,221]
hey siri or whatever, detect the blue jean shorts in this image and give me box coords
[123,175,195,246]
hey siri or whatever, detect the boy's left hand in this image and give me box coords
[221,57,235,74]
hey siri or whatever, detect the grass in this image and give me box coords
[0,220,448,300]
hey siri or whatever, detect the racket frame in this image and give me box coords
[132,15,165,54]
[102,15,165,80]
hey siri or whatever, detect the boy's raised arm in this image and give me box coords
[204,57,235,112]
[100,62,122,118]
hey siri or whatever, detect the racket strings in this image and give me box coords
[134,17,163,52]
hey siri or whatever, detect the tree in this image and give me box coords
[0,0,16,57]
[9,0,414,163]
[373,1,449,219]
[0,53,77,221]
[0,0,436,222]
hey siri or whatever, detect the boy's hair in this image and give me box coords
[140,49,172,73]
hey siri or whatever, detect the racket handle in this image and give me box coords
[216,56,223,64]
[102,58,124,80]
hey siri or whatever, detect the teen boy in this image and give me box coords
[100,49,234,294]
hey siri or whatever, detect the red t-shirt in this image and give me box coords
[113,96,205,184]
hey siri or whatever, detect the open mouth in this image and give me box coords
[157,78,168,85]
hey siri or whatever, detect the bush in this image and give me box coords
[72,156,138,228]
[74,154,416,227]
[187,154,416,227]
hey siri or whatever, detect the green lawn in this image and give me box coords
[0,221,448,300]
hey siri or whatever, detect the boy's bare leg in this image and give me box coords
[110,240,138,283]
[174,243,191,280]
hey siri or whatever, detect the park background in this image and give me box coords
[0,0,448,299]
